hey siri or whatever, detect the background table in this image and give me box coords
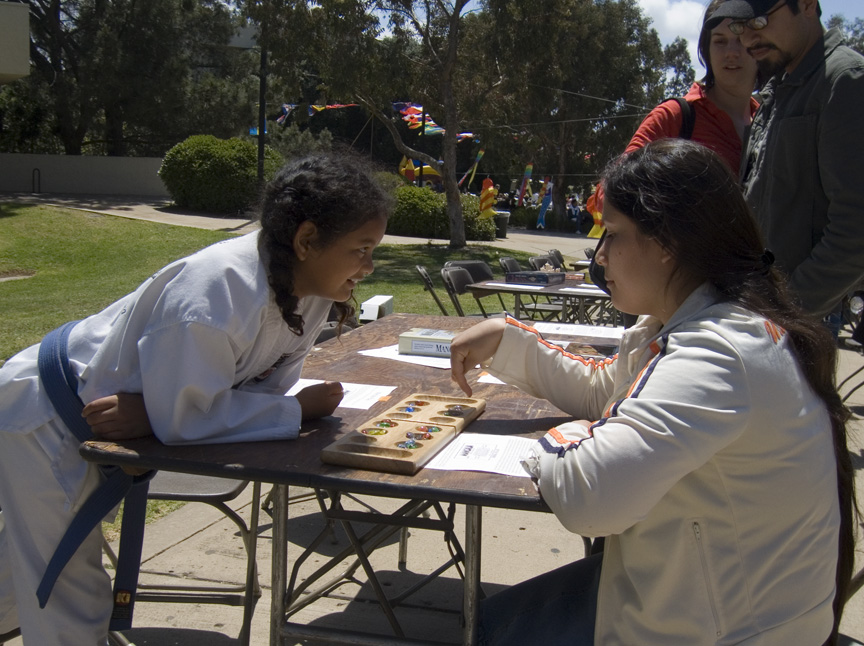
[467,279,618,325]
[82,314,577,645]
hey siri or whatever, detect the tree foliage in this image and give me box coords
[474,0,669,227]
[1,0,254,156]
[827,14,864,55]
[2,0,701,236]
[309,0,476,247]
[663,37,696,97]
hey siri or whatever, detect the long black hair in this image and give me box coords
[602,138,856,644]
[257,151,392,335]
[697,0,729,90]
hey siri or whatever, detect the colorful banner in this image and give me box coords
[459,148,485,187]
[271,101,475,140]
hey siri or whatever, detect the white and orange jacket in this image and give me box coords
[488,284,839,646]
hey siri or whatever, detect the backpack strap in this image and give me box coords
[666,96,695,140]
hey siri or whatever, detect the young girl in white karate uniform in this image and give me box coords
[0,152,391,645]
[450,140,857,646]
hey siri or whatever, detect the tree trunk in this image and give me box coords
[105,104,126,157]
[444,171,465,248]
[441,2,467,249]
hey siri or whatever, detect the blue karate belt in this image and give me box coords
[35,321,154,631]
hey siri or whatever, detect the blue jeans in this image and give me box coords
[478,552,602,646]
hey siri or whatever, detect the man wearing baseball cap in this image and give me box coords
[706,0,864,324]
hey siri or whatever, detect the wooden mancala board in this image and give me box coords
[320,393,486,475]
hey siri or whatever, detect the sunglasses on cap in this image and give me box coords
[728,0,787,34]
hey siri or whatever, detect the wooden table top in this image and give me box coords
[81,313,569,512]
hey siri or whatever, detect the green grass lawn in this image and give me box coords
[1,202,539,360]
[0,202,235,359]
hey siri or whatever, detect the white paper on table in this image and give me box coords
[558,286,606,293]
[532,321,624,345]
[477,372,505,384]
[286,379,396,410]
[424,433,536,478]
[483,281,544,291]
[358,344,452,369]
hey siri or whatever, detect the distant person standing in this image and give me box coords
[589,0,759,326]
[707,0,864,319]
[625,0,760,174]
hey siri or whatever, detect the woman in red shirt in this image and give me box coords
[625,0,759,174]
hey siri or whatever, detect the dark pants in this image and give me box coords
[478,552,602,646]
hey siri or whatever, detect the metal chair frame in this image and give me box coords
[416,265,450,316]
[444,260,507,312]
[498,257,565,321]
[440,266,487,317]
[103,474,262,646]
[282,490,470,639]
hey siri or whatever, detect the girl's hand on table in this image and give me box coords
[83,393,154,440]
[450,317,507,396]
[297,381,344,421]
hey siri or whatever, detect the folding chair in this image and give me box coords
[529,254,562,271]
[440,266,487,317]
[103,474,262,646]
[416,265,450,316]
[499,257,522,274]
[548,249,566,267]
[444,259,494,282]
[444,260,507,312]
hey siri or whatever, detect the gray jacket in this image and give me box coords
[742,28,864,317]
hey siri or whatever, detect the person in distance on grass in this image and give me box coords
[450,139,856,646]
[0,152,391,645]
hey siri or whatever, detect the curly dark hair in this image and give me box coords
[257,152,392,336]
[602,138,856,644]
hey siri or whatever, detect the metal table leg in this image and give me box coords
[271,484,289,646]
[462,505,482,646]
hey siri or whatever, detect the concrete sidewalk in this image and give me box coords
[3,193,864,645]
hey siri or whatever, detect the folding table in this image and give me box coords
[81,313,590,645]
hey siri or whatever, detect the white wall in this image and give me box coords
[0,1,30,84]
[0,154,169,197]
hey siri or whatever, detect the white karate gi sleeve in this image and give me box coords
[138,321,304,445]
